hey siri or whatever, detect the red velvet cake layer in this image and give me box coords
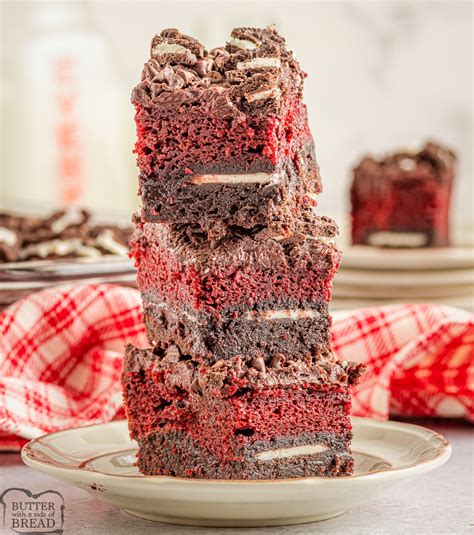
[130,213,341,314]
[122,344,364,478]
[351,141,456,247]
[134,88,312,181]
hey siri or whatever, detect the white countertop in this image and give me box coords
[1,419,472,534]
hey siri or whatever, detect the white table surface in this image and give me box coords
[1,419,472,535]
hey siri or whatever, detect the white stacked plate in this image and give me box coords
[331,223,474,311]
[0,256,137,310]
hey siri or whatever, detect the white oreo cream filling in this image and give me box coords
[245,309,321,321]
[368,231,428,248]
[148,302,320,324]
[398,158,417,171]
[190,173,279,185]
[246,87,281,103]
[256,444,328,461]
[152,43,189,56]
[228,37,260,50]
[95,231,129,256]
[307,235,336,245]
[237,57,281,70]
[0,227,17,246]
[51,209,84,234]
[271,234,335,245]
[19,239,101,260]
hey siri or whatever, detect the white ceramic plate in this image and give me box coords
[339,245,474,271]
[21,418,451,528]
[330,295,474,312]
[335,268,474,288]
[335,220,474,271]
[332,282,474,299]
[0,256,136,309]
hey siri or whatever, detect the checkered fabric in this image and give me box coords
[0,285,146,451]
[1,285,472,451]
[332,304,474,421]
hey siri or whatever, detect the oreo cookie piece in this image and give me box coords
[0,209,133,262]
[0,225,21,262]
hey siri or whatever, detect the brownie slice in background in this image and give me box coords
[0,209,132,262]
[350,141,456,248]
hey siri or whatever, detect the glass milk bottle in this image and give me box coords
[10,2,136,216]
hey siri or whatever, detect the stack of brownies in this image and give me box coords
[122,27,364,479]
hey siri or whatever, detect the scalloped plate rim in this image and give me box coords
[21,417,451,484]
[20,417,452,527]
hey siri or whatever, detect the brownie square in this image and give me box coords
[132,27,321,237]
[122,344,364,479]
[130,212,341,363]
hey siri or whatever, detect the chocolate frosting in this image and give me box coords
[131,27,305,119]
[132,209,340,274]
[124,344,365,399]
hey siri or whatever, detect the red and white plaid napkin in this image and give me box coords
[332,305,474,421]
[0,285,147,451]
[1,284,473,451]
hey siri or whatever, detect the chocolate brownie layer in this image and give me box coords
[138,429,353,479]
[143,297,332,363]
[351,141,456,247]
[122,344,364,479]
[140,141,319,236]
[132,27,321,233]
